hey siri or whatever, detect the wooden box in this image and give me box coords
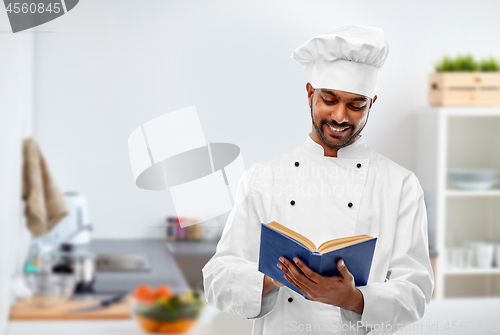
[428,72,500,106]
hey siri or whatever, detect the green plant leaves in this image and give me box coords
[479,56,500,71]
[434,54,499,72]
[136,296,204,322]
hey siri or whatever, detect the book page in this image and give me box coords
[266,221,317,251]
[317,234,374,253]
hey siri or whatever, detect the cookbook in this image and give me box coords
[258,221,377,300]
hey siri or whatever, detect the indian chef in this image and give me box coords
[202,24,434,335]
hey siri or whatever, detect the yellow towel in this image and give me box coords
[22,138,68,237]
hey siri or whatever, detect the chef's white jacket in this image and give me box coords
[202,134,434,335]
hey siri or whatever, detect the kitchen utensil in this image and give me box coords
[69,292,127,313]
[24,271,75,308]
[446,247,465,269]
[464,241,477,268]
[476,242,495,268]
[495,244,500,268]
[166,217,176,241]
[448,169,500,191]
[52,243,96,294]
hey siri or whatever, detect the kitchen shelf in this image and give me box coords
[436,107,500,117]
[416,107,500,299]
[165,240,219,257]
[446,189,500,197]
[444,268,500,275]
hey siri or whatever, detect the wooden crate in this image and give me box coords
[428,72,500,106]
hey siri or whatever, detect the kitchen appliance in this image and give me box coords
[47,224,96,294]
[40,192,92,245]
[52,242,96,294]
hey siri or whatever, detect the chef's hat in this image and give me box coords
[291,24,389,98]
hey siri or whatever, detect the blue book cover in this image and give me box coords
[258,222,377,300]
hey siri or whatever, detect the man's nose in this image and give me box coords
[331,104,349,124]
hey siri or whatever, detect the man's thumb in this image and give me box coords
[338,259,352,278]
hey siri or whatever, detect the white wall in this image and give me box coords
[32,0,500,239]
[0,14,35,335]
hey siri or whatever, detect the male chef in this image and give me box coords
[202,25,434,335]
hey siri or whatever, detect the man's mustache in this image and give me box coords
[323,120,352,128]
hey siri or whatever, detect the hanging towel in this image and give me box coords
[22,138,68,237]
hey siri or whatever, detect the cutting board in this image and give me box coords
[10,298,131,320]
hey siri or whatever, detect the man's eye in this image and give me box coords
[350,106,363,111]
[323,98,336,104]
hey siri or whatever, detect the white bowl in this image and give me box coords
[448,169,500,191]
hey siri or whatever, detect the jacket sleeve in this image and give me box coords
[202,164,280,320]
[342,172,435,334]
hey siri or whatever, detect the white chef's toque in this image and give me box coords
[291,24,389,98]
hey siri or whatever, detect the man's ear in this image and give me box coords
[306,83,314,108]
[369,95,377,109]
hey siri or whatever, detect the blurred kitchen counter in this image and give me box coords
[6,238,246,334]
[6,304,224,335]
[11,298,500,335]
[7,304,256,335]
[90,239,190,294]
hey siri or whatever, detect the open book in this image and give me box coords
[258,221,377,300]
[266,221,375,254]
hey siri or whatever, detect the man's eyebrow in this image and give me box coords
[320,89,368,102]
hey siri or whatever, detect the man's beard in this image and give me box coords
[310,104,369,150]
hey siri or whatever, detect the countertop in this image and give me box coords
[6,239,241,334]
[8,298,500,335]
[6,304,224,335]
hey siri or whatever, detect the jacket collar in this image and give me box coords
[302,132,368,159]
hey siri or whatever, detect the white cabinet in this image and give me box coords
[416,107,500,299]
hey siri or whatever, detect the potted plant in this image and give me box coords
[428,54,500,106]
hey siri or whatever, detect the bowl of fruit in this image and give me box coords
[131,284,205,334]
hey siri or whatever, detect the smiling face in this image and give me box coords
[307,83,376,157]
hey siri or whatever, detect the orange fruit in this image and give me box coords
[153,286,173,300]
[137,316,161,332]
[135,284,155,303]
[158,319,196,334]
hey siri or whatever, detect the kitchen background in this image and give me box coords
[2,0,500,334]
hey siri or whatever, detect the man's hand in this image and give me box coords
[277,256,364,314]
[262,274,285,296]
[271,276,285,288]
